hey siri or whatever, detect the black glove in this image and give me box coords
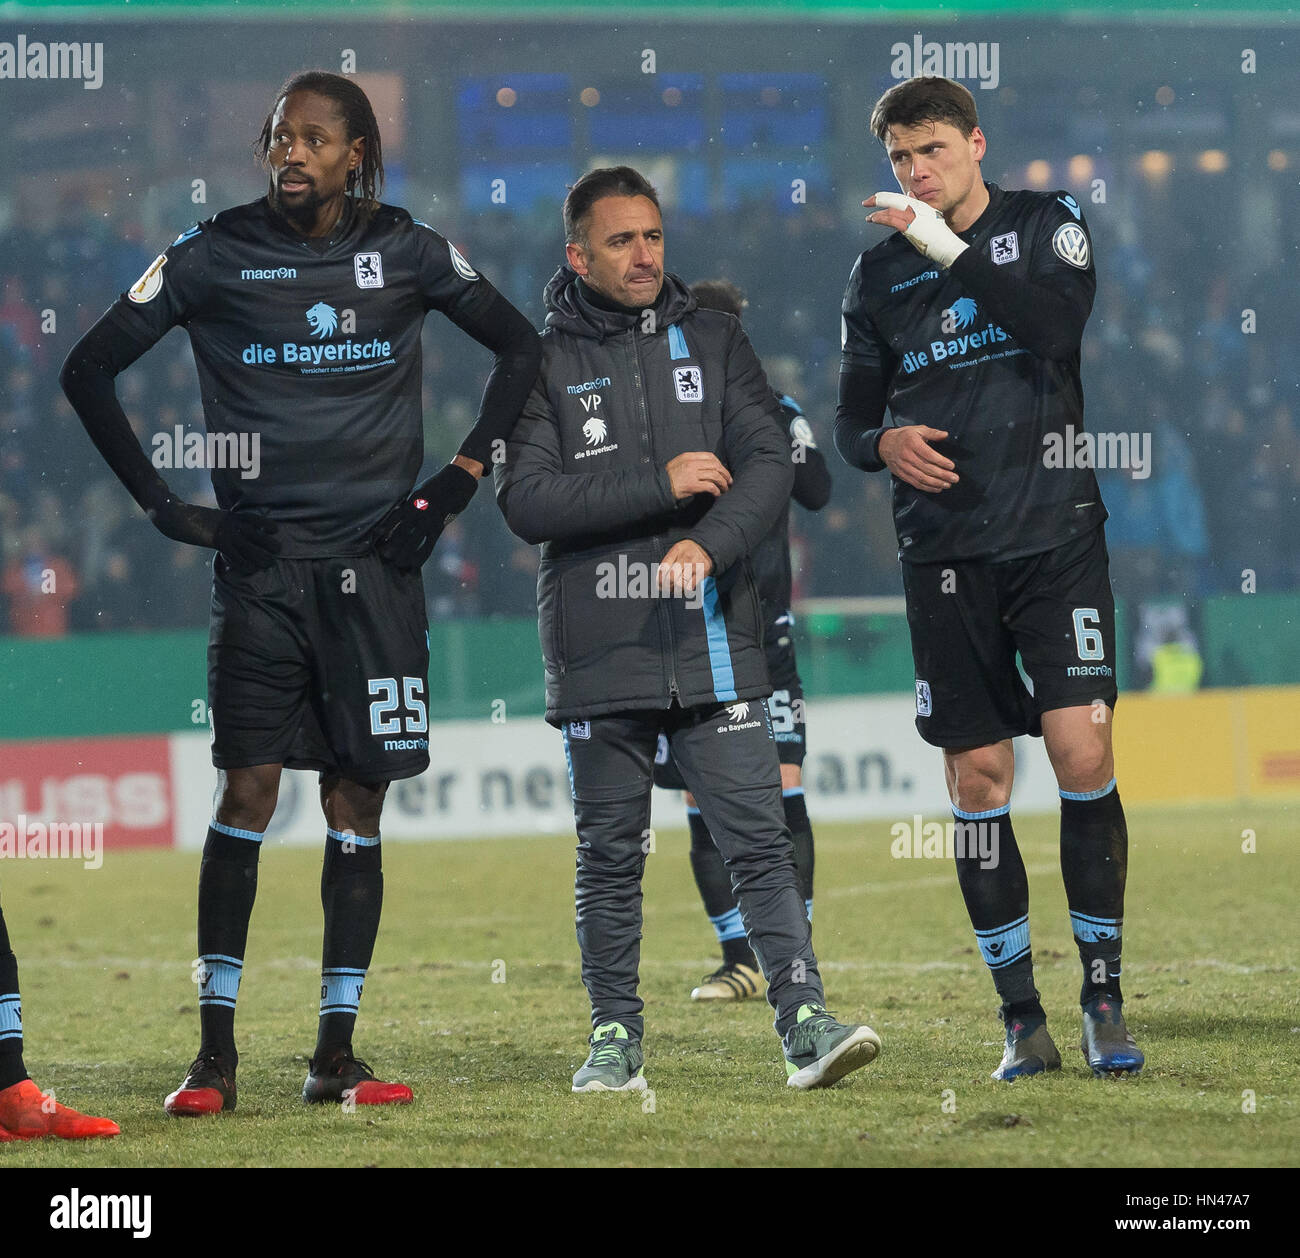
[213,513,282,571]
[148,495,281,571]
[374,463,478,570]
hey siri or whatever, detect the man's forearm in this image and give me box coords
[60,317,172,513]
[833,420,886,472]
[686,442,793,575]
[792,442,832,511]
[834,365,890,472]
[499,462,676,546]
[948,249,1089,360]
[453,293,542,468]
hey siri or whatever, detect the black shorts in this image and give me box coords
[653,633,806,791]
[901,526,1118,749]
[208,553,430,782]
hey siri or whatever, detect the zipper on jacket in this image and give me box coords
[657,531,681,700]
[632,326,679,700]
[668,631,681,700]
[629,324,653,467]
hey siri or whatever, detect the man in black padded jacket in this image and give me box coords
[497,166,878,1094]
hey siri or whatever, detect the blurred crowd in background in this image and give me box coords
[1,36,1294,637]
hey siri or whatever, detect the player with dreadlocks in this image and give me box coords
[61,70,540,1116]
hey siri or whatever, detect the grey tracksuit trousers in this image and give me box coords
[561,697,823,1041]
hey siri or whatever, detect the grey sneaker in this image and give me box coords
[992,1008,1062,1081]
[783,1003,881,1089]
[1081,995,1144,1076]
[571,1022,647,1093]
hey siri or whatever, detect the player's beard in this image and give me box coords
[269,177,327,232]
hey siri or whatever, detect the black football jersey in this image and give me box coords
[840,182,1106,564]
[751,391,828,622]
[105,197,502,556]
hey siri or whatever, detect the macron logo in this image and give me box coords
[1057,194,1082,221]
[890,269,940,295]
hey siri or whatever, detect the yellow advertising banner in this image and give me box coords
[1113,686,1300,804]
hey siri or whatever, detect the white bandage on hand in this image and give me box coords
[872,192,969,268]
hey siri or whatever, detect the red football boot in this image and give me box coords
[0,1079,120,1139]
[302,1052,412,1105]
[164,1051,236,1116]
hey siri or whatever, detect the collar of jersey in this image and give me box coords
[957,181,1004,241]
[261,193,360,252]
[543,266,695,341]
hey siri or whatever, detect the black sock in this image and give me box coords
[315,828,383,1062]
[1060,780,1127,1005]
[0,906,28,1090]
[687,808,757,970]
[782,788,815,914]
[197,823,263,1065]
[953,807,1040,1012]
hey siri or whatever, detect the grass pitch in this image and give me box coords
[2,802,1296,1168]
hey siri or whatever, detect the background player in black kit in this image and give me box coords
[835,77,1142,1080]
[653,278,830,1003]
[61,72,540,1115]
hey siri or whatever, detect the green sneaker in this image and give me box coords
[783,1003,881,1090]
[571,1022,647,1093]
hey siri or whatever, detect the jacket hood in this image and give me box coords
[542,266,696,341]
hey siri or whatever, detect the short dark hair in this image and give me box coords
[563,166,660,248]
[255,70,385,211]
[691,278,746,320]
[869,76,979,144]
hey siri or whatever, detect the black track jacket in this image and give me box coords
[495,268,793,725]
